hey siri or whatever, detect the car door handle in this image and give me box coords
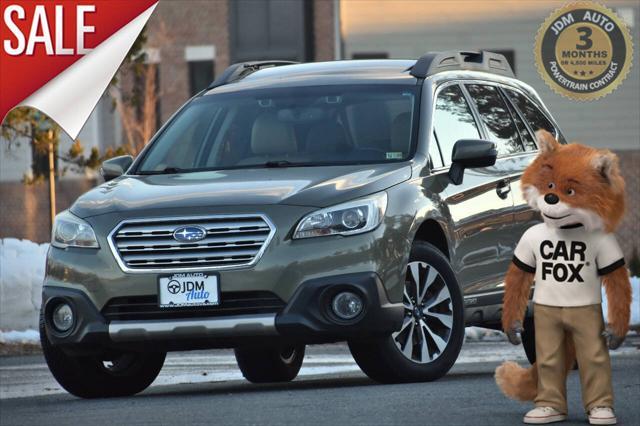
[496,180,511,199]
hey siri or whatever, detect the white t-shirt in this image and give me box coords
[513,223,625,307]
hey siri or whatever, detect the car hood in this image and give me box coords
[71,163,412,218]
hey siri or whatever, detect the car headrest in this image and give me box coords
[391,112,412,153]
[306,121,348,153]
[251,113,297,156]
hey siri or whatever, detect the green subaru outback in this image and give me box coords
[41,51,564,398]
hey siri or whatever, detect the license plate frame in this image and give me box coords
[158,272,220,308]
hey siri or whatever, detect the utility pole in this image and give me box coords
[47,129,56,229]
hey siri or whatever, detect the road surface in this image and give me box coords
[1,339,638,425]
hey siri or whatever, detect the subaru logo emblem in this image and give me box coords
[173,226,207,242]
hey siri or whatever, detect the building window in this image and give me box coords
[352,52,389,59]
[229,0,312,62]
[185,45,216,96]
[188,62,214,96]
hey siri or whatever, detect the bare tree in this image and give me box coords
[109,62,160,154]
[1,26,152,180]
[109,20,170,155]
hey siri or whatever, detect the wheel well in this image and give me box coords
[414,220,449,259]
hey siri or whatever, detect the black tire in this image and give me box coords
[521,316,536,365]
[40,309,166,398]
[234,344,305,383]
[348,241,465,383]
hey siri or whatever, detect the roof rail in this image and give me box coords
[409,51,514,79]
[206,60,298,90]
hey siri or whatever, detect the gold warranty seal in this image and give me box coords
[535,1,633,101]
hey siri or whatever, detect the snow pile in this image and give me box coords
[0,329,39,344]
[464,326,505,341]
[0,238,48,331]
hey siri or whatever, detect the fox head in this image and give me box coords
[521,130,626,233]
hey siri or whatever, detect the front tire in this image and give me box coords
[349,241,464,383]
[234,344,305,383]
[40,309,166,398]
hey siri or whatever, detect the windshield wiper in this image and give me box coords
[138,166,185,175]
[262,160,322,168]
[264,160,295,168]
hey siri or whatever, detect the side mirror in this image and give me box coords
[448,139,497,185]
[100,155,133,182]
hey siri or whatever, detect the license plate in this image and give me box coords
[158,273,220,308]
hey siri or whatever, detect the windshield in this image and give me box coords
[135,85,418,173]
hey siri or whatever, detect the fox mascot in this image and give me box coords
[495,131,632,425]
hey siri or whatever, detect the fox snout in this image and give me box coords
[544,193,559,205]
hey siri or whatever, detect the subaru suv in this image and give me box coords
[41,51,564,398]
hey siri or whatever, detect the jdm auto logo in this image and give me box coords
[534,1,633,101]
[172,226,207,243]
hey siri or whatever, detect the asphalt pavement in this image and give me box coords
[1,340,638,426]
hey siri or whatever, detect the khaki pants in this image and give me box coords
[534,303,613,414]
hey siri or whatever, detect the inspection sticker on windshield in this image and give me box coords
[386,152,403,160]
[158,273,220,308]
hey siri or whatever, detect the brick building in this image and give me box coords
[146,0,338,124]
[0,0,339,243]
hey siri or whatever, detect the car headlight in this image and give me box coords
[293,192,387,239]
[51,210,99,248]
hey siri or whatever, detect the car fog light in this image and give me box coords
[331,292,363,320]
[52,303,74,332]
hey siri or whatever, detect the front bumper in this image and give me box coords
[46,202,411,313]
[42,272,404,354]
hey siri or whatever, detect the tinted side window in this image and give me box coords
[466,84,524,156]
[433,84,480,165]
[505,89,556,137]
[503,94,537,151]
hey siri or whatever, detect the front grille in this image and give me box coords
[102,291,286,321]
[109,215,275,272]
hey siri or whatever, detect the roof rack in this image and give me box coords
[206,60,298,90]
[409,51,514,79]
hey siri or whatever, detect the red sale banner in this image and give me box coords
[0,0,158,138]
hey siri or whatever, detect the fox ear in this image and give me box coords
[592,150,621,186]
[536,130,560,153]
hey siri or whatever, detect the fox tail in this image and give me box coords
[494,361,538,401]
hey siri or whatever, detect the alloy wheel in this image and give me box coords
[101,353,137,374]
[392,261,454,364]
[279,346,297,363]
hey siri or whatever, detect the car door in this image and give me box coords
[459,82,538,297]
[430,82,515,297]
[502,87,564,240]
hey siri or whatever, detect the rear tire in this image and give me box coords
[234,344,305,383]
[40,309,166,398]
[349,241,464,383]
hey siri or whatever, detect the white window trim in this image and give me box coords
[185,45,216,62]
